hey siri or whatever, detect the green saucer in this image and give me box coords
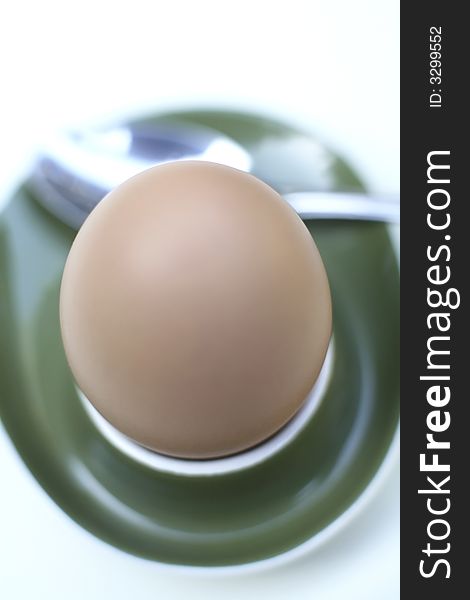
[0,110,399,567]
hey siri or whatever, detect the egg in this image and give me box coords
[60,161,332,459]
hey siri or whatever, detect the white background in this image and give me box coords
[0,1,399,598]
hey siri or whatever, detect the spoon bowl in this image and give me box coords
[27,123,399,228]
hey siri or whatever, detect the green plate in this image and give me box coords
[0,110,399,566]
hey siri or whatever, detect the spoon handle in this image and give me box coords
[285,192,400,224]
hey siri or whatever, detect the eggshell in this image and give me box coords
[60,161,332,459]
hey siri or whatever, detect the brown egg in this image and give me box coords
[60,161,332,459]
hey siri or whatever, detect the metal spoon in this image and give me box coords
[27,123,399,229]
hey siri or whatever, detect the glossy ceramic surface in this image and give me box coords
[0,110,399,566]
